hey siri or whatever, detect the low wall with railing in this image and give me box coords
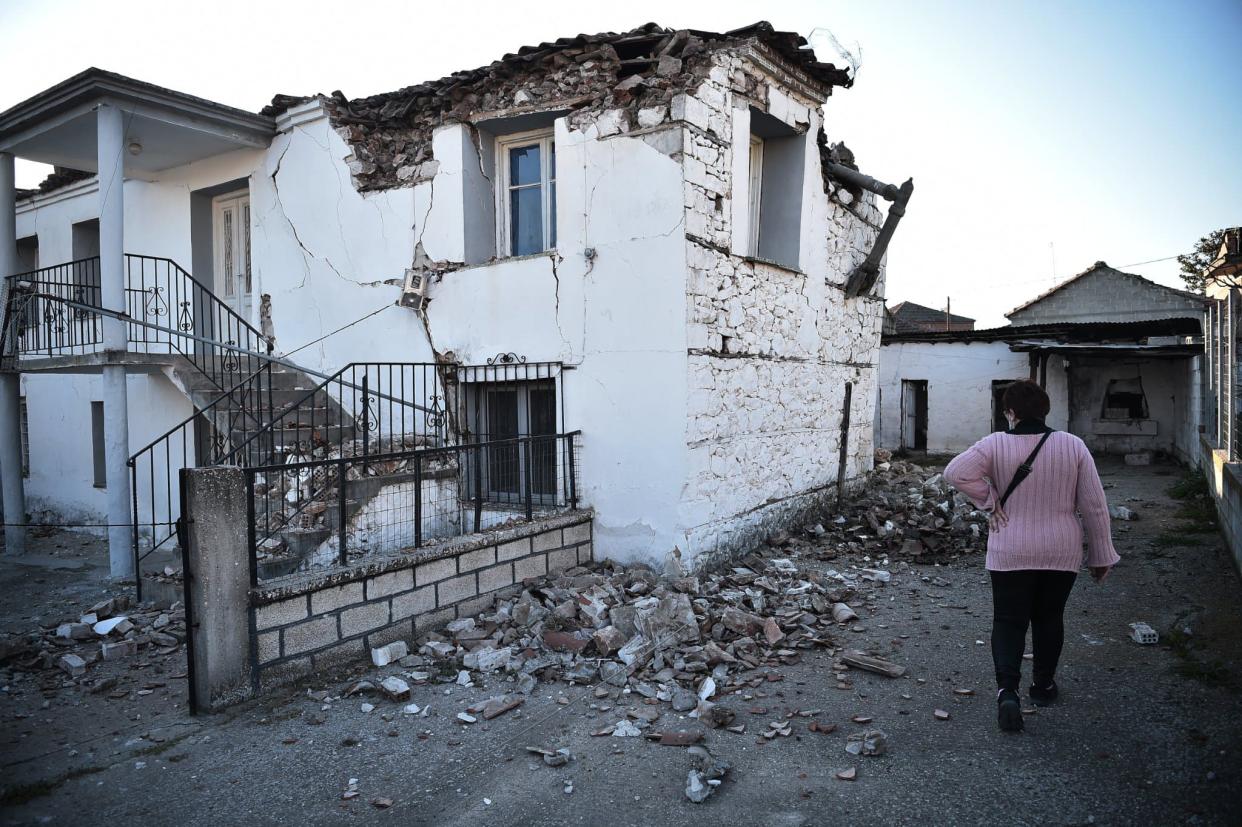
[179,442,590,710]
[250,510,593,691]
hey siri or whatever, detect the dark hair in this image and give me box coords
[1002,379,1050,421]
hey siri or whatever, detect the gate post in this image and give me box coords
[182,466,253,712]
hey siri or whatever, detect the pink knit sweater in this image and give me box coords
[944,430,1121,572]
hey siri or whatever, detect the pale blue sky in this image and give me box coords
[2,0,1238,325]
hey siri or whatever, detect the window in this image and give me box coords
[1102,377,1149,420]
[748,136,764,255]
[464,379,559,504]
[91,401,106,488]
[498,130,556,257]
[744,109,805,270]
[19,397,29,478]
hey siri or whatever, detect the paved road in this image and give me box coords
[2,458,1240,826]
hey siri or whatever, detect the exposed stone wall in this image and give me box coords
[252,513,593,688]
[678,50,886,565]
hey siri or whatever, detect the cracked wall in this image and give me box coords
[249,103,434,374]
[416,114,691,567]
[677,51,888,566]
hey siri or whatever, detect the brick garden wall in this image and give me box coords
[250,511,593,688]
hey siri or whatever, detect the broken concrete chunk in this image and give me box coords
[599,661,629,688]
[611,720,641,737]
[101,639,137,660]
[421,641,455,658]
[463,646,511,673]
[832,603,859,624]
[57,622,93,640]
[1109,505,1138,521]
[617,635,655,668]
[93,616,132,637]
[380,676,411,701]
[57,653,87,678]
[592,625,626,657]
[371,640,409,667]
[845,729,888,757]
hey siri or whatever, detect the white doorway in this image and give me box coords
[213,192,252,319]
[901,379,928,451]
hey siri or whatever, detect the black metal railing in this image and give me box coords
[245,431,582,583]
[2,255,270,396]
[222,362,449,467]
[128,363,279,571]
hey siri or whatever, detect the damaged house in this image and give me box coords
[0,20,908,608]
[878,262,1205,460]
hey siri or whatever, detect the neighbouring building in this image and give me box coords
[0,22,907,589]
[886,300,974,334]
[878,262,1205,460]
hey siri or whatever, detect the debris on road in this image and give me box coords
[840,650,907,678]
[845,729,888,757]
[372,640,409,667]
[1129,622,1159,644]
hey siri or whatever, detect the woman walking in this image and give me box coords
[944,380,1119,732]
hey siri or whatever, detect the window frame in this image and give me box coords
[462,377,561,507]
[19,396,29,478]
[91,400,106,488]
[748,135,764,256]
[495,128,557,258]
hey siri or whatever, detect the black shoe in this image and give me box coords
[1029,681,1058,707]
[997,689,1024,732]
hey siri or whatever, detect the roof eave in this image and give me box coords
[0,68,275,151]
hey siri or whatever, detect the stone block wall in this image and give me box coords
[251,512,593,688]
[678,49,886,565]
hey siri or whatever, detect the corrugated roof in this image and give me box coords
[881,317,1202,345]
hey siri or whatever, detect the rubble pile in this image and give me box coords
[407,549,868,724]
[260,22,852,193]
[0,595,185,692]
[812,449,989,560]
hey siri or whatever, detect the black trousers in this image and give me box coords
[989,569,1078,692]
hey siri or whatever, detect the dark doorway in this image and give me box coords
[901,379,928,451]
[992,380,1016,432]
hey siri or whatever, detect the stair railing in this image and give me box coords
[1,255,271,395]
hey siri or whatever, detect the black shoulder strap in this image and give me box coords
[999,430,1054,509]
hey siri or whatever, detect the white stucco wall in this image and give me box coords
[877,341,1071,453]
[251,105,432,373]
[419,117,690,566]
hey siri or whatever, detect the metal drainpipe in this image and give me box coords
[825,161,914,299]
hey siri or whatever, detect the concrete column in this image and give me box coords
[0,152,26,554]
[182,466,253,712]
[97,104,133,578]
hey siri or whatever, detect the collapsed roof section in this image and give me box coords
[262,21,855,192]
